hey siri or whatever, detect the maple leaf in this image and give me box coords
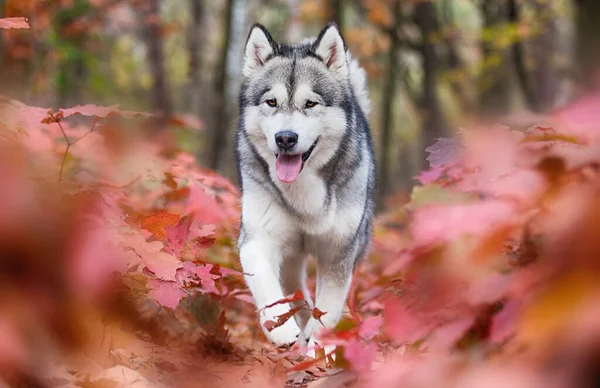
[126,235,182,281]
[164,215,215,257]
[141,211,181,240]
[59,104,120,118]
[176,262,224,295]
[263,305,305,332]
[425,137,462,168]
[312,307,327,323]
[263,290,305,309]
[0,17,29,29]
[143,251,183,282]
[148,280,187,309]
[185,184,227,225]
[415,166,445,185]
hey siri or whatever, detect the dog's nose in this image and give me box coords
[275,131,298,151]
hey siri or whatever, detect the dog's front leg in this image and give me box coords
[301,259,353,351]
[240,236,301,347]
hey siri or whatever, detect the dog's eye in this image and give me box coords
[305,100,318,109]
[266,99,277,107]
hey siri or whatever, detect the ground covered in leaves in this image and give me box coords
[3,90,600,388]
[2,23,600,386]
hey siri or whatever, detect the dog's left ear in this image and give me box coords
[312,23,348,78]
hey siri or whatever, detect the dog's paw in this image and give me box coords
[300,317,319,344]
[266,318,301,348]
[261,308,301,348]
[304,337,337,361]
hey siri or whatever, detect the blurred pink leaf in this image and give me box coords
[412,200,518,246]
[0,17,29,29]
[148,280,187,309]
[359,315,383,341]
[428,317,475,351]
[425,137,462,168]
[344,338,377,374]
[490,300,521,344]
[185,184,228,225]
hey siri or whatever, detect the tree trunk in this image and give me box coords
[527,0,558,112]
[287,0,302,43]
[414,1,446,164]
[329,0,343,30]
[376,0,401,209]
[479,0,515,116]
[508,0,537,112]
[54,0,91,108]
[0,0,5,72]
[575,0,600,89]
[509,0,558,113]
[441,0,476,113]
[203,0,234,171]
[185,0,204,115]
[143,0,173,121]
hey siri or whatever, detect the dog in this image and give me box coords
[235,22,376,352]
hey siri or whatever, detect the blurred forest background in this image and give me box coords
[2,0,600,208]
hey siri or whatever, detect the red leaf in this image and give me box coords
[0,17,30,29]
[141,211,181,240]
[210,264,244,277]
[344,338,377,374]
[143,251,182,282]
[411,200,518,246]
[229,289,255,304]
[59,104,119,118]
[263,290,305,309]
[425,137,462,168]
[263,305,304,332]
[168,114,203,130]
[383,299,432,343]
[312,307,327,322]
[490,300,521,344]
[126,235,182,281]
[467,273,511,306]
[428,317,475,351]
[415,166,445,185]
[148,280,187,309]
[358,315,383,341]
[164,215,215,257]
[185,184,227,225]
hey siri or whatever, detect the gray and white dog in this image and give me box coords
[235,22,376,352]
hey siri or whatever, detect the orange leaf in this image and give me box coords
[263,305,305,332]
[312,308,327,322]
[141,211,181,240]
[264,290,305,309]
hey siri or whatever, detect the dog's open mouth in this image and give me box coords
[275,139,318,183]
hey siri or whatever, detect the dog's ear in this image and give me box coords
[312,23,348,78]
[243,23,277,78]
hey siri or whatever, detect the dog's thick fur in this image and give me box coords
[235,22,376,349]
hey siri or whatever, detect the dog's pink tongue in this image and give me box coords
[275,154,303,183]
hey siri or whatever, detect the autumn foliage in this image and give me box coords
[3,15,600,388]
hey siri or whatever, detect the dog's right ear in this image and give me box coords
[243,24,277,78]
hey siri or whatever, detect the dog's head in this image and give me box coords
[240,23,357,184]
